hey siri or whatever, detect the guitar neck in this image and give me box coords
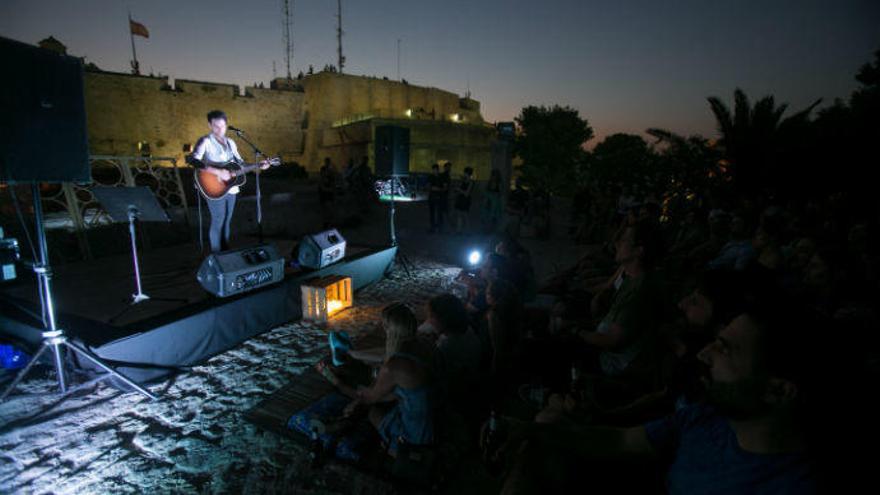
[197,157,278,177]
[232,163,262,176]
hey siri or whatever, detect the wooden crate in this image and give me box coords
[300,275,353,322]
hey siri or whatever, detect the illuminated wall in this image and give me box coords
[301,72,492,176]
[82,69,492,175]
[83,70,305,165]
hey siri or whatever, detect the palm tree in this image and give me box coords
[707,88,820,194]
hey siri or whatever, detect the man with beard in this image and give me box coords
[497,301,819,494]
[645,308,817,493]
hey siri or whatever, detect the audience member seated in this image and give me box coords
[586,264,627,325]
[425,293,482,409]
[540,227,631,329]
[484,278,524,393]
[752,208,785,271]
[523,220,664,401]
[539,251,611,298]
[778,235,817,293]
[543,201,636,299]
[458,237,536,325]
[576,220,664,383]
[456,252,512,329]
[687,210,730,272]
[637,201,663,227]
[542,263,625,338]
[797,245,846,317]
[493,236,537,303]
[668,209,707,257]
[341,303,432,368]
[317,303,434,456]
[497,301,822,494]
[536,269,745,426]
[708,212,756,271]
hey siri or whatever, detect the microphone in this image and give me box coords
[228,125,245,134]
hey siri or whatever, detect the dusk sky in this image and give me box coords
[2,0,878,141]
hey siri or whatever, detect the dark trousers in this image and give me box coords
[429,195,444,232]
[207,193,236,252]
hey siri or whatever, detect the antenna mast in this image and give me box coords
[336,0,345,73]
[282,0,293,79]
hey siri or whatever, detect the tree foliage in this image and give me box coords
[513,49,879,204]
[587,133,653,187]
[646,128,725,194]
[514,105,593,194]
[807,49,880,201]
[706,88,821,196]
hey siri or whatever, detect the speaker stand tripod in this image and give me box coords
[1,184,158,402]
[386,176,414,278]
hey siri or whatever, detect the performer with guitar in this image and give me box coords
[189,110,272,252]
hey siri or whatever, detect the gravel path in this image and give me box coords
[1,259,460,494]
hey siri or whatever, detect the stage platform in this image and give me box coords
[0,239,396,383]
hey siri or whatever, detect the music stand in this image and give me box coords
[92,187,185,321]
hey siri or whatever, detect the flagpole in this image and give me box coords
[129,11,140,75]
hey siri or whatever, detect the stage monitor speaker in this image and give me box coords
[0,36,90,183]
[197,244,285,298]
[374,125,410,177]
[297,229,346,270]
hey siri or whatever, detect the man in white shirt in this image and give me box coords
[190,110,266,252]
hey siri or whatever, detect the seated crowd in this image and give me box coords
[317,186,879,492]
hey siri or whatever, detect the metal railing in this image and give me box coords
[38,155,190,260]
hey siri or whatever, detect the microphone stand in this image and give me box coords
[233,129,266,244]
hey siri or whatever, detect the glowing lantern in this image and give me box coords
[301,275,353,322]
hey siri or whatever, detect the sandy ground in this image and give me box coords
[1,184,588,494]
[0,259,461,494]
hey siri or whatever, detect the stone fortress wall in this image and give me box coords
[84,68,495,177]
[84,71,305,166]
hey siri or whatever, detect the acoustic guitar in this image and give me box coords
[193,156,281,200]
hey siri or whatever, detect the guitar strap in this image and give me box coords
[255,151,262,226]
[216,134,231,158]
[194,168,204,252]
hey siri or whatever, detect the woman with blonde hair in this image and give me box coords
[381,302,419,359]
[336,302,423,366]
[318,303,434,455]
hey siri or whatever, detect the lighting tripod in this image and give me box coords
[1,184,157,401]
[387,176,414,278]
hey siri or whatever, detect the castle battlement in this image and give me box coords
[43,36,491,174]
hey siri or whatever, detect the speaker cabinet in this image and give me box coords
[0,36,90,183]
[197,244,285,297]
[297,229,346,270]
[374,125,410,177]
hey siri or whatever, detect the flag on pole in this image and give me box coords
[130,19,149,38]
